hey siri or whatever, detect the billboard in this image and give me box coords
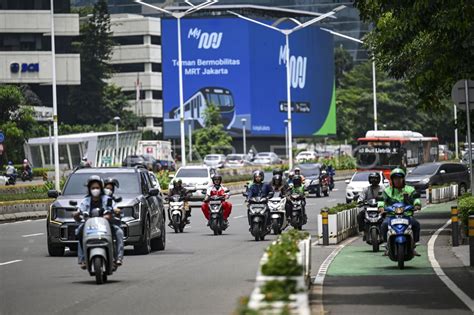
[161,17,335,138]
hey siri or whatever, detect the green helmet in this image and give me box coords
[390,168,406,179]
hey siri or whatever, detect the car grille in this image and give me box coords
[60,224,78,241]
[121,225,128,239]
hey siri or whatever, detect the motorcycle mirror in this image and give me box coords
[48,190,59,198]
[69,200,78,207]
[149,188,159,196]
[345,179,350,184]
[114,196,123,203]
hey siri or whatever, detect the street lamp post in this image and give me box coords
[454,104,459,160]
[48,118,53,166]
[50,0,60,191]
[229,5,346,170]
[320,28,378,131]
[134,0,218,167]
[284,119,288,159]
[114,116,120,165]
[241,118,247,154]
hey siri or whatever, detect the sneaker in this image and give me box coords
[116,259,123,266]
[224,220,229,227]
[79,262,86,270]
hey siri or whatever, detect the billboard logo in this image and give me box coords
[278,45,307,89]
[188,28,223,49]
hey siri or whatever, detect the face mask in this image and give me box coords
[104,188,112,196]
[91,189,101,197]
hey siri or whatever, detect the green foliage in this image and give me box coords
[142,130,163,141]
[327,202,357,215]
[0,85,24,121]
[335,46,353,88]
[192,104,233,157]
[261,280,297,302]
[336,61,455,143]
[0,192,50,202]
[458,193,474,235]
[156,170,171,190]
[354,0,474,111]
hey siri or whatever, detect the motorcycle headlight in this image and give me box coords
[395,207,404,215]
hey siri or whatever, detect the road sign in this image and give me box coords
[0,132,4,143]
[102,156,112,164]
[452,79,474,111]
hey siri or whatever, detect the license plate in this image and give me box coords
[391,218,409,225]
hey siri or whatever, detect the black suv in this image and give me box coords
[122,155,161,172]
[406,162,470,195]
[46,167,166,256]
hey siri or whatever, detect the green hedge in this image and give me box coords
[458,193,474,235]
[261,279,297,302]
[326,202,358,215]
[0,192,50,202]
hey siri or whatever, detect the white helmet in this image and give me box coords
[23,159,28,163]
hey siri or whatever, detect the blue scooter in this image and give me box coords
[385,202,415,269]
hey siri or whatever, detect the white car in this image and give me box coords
[169,166,215,201]
[203,154,226,169]
[345,171,388,203]
[295,151,318,163]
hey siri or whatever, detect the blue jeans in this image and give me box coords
[381,217,420,243]
[77,223,124,263]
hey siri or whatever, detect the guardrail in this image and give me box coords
[427,184,458,204]
[317,207,358,245]
[247,236,312,315]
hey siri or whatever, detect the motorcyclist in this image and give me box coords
[287,171,295,185]
[74,176,123,269]
[327,164,335,190]
[5,161,17,180]
[293,167,305,183]
[79,156,91,168]
[271,173,289,197]
[246,170,272,224]
[201,174,232,226]
[357,172,384,233]
[379,168,421,256]
[102,177,124,265]
[22,159,32,178]
[168,179,191,224]
[286,175,307,222]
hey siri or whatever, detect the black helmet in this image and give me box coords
[173,179,183,187]
[368,172,381,185]
[292,175,302,187]
[86,175,104,190]
[103,177,119,189]
[272,174,282,186]
[272,168,283,176]
[211,174,222,185]
[253,170,264,183]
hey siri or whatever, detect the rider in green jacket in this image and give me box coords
[380,168,421,256]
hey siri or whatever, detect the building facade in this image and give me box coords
[109,14,163,134]
[0,0,80,108]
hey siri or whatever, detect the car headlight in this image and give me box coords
[421,178,430,184]
[133,204,140,219]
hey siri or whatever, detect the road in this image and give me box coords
[0,182,347,315]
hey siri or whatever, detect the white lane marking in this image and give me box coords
[0,260,22,266]
[21,233,44,238]
[1,219,45,226]
[428,219,474,312]
[233,203,243,207]
[233,215,247,219]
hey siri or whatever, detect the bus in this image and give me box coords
[355,130,439,178]
[168,87,236,130]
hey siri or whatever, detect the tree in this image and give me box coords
[334,46,353,88]
[0,85,23,122]
[192,104,233,157]
[102,84,142,129]
[354,0,474,110]
[336,62,454,143]
[66,0,114,124]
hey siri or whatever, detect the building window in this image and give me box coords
[152,90,162,99]
[151,63,162,72]
[0,34,74,53]
[153,118,163,127]
[0,0,70,12]
[113,36,143,46]
[112,63,145,73]
[151,36,161,45]
[123,90,146,100]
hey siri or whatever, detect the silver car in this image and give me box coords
[252,152,282,165]
[203,154,226,169]
[224,154,252,168]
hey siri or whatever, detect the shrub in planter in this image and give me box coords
[261,279,298,302]
[327,202,357,215]
[261,231,306,276]
[458,193,474,235]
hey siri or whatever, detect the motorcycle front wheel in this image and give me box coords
[251,224,260,241]
[93,257,104,285]
[397,243,405,269]
[371,229,379,252]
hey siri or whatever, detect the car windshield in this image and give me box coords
[125,156,143,162]
[205,156,220,160]
[299,165,321,176]
[298,152,312,157]
[411,164,439,175]
[257,153,271,157]
[63,172,141,195]
[227,155,244,161]
[176,168,208,178]
[352,172,371,182]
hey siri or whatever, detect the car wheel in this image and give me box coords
[48,241,65,257]
[134,217,151,255]
[151,215,166,251]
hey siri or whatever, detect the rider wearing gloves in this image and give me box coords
[357,172,384,232]
[379,168,421,256]
[201,174,232,225]
[246,170,272,224]
[169,179,191,224]
[74,176,124,268]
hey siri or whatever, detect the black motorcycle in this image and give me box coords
[21,170,32,182]
[247,196,270,241]
[208,194,228,236]
[288,193,306,230]
[361,198,383,252]
[5,173,16,186]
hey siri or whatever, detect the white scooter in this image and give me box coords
[268,195,288,235]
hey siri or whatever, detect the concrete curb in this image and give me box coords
[0,211,47,223]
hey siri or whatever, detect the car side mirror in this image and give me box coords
[48,190,59,198]
[345,179,350,184]
[149,188,159,196]
[383,179,389,184]
[69,200,77,207]
[440,170,446,174]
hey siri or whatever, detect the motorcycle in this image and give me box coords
[361,199,383,252]
[320,172,330,197]
[268,195,288,235]
[21,170,32,182]
[385,202,416,269]
[78,207,117,285]
[207,190,229,236]
[5,173,16,186]
[168,194,187,233]
[288,193,306,230]
[248,196,270,241]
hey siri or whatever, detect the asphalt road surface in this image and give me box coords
[0,183,347,315]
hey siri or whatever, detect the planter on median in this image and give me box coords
[317,207,358,245]
[427,184,458,204]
